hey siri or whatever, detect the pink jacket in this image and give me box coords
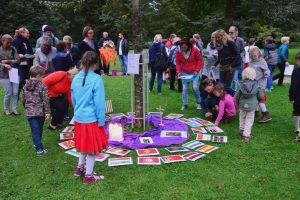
[215,94,236,124]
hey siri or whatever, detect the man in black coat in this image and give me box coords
[116,32,129,76]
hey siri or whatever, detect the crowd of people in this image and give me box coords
[0,24,299,185]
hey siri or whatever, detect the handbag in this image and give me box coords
[154,47,167,71]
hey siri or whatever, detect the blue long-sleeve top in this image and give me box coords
[71,70,106,126]
[277,44,289,64]
[148,42,168,65]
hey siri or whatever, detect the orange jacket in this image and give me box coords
[42,71,72,106]
[99,47,117,67]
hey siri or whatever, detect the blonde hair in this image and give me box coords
[281,36,290,44]
[172,37,181,44]
[63,35,73,44]
[154,34,163,43]
[249,46,262,60]
[18,27,29,34]
[242,67,256,80]
[1,34,13,42]
[215,29,232,45]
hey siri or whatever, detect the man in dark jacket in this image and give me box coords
[116,32,129,76]
[12,27,34,91]
[98,32,111,48]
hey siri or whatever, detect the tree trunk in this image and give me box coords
[132,0,144,128]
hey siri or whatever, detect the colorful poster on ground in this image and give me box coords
[108,157,133,167]
[137,157,161,165]
[136,148,160,156]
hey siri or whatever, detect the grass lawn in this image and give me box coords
[0,50,299,199]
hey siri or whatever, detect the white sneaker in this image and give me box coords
[196,104,202,110]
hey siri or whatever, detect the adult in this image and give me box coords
[273,36,290,86]
[193,34,204,55]
[228,26,245,92]
[36,25,59,49]
[166,33,177,50]
[42,68,78,130]
[78,26,102,74]
[98,32,111,48]
[167,37,182,92]
[100,41,117,76]
[148,34,168,95]
[35,37,57,75]
[263,36,278,92]
[116,32,129,76]
[213,29,240,95]
[176,38,203,110]
[244,38,256,69]
[12,27,34,90]
[202,31,219,82]
[63,35,79,67]
[0,34,20,115]
[52,41,73,71]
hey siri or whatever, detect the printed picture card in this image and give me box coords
[192,127,208,134]
[206,126,224,133]
[136,148,160,156]
[95,153,110,162]
[182,140,205,149]
[186,121,202,128]
[160,130,188,138]
[164,113,184,120]
[108,157,133,167]
[212,136,228,143]
[196,145,219,154]
[62,126,74,133]
[60,133,74,141]
[161,155,186,164]
[183,152,206,161]
[137,157,161,165]
[106,147,130,156]
[196,134,212,141]
[59,140,75,150]
[165,147,190,153]
[109,113,127,119]
[177,118,193,124]
[148,112,162,116]
[65,148,79,157]
[139,137,154,144]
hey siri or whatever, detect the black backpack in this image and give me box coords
[154,47,167,71]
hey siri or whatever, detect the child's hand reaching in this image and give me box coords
[214,121,219,126]
[45,113,51,120]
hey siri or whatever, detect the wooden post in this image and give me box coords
[132,0,144,128]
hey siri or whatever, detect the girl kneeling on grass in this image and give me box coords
[71,51,108,185]
[235,68,264,143]
[213,83,236,126]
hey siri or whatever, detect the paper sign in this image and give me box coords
[127,54,140,75]
[8,68,19,84]
[284,65,294,76]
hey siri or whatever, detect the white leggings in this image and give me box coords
[0,79,19,112]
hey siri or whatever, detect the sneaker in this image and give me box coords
[242,136,250,143]
[37,149,48,156]
[196,104,202,110]
[181,105,188,111]
[12,111,21,115]
[83,174,104,185]
[294,130,300,135]
[32,144,36,149]
[259,112,272,123]
[74,166,85,177]
[4,111,11,116]
[266,89,272,93]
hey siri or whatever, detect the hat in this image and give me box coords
[43,25,53,33]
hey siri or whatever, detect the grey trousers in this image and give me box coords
[0,79,19,112]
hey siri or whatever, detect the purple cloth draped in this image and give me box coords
[104,116,189,149]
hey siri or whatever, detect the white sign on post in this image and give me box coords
[127,53,140,75]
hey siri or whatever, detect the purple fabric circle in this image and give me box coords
[104,116,189,149]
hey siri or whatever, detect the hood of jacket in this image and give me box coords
[24,79,41,91]
[240,80,259,97]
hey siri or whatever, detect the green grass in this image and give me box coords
[0,50,300,199]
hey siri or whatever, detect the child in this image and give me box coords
[289,52,300,141]
[71,51,108,185]
[235,68,264,143]
[22,65,50,156]
[213,83,236,126]
[200,78,219,121]
[248,46,271,123]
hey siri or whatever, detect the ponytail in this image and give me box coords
[79,51,99,87]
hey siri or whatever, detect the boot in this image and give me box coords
[259,111,272,123]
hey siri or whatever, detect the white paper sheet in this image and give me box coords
[284,65,294,76]
[8,68,19,84]
[127,54,140,75]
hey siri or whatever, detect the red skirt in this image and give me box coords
[74,122,108,154]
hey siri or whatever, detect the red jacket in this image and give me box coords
[176,46,203,74]
[42,71,72,106]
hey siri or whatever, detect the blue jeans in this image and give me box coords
[201,96,218,116]
[28,117,45,151]
[150,67,163,93]
[118,55,128,75]
[267,65,276,90]
[182,79,201,106]
[232,59,243,93]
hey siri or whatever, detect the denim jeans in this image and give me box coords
[149,67,163,93]
[182,79,201,106]
[267,65,276,90]
[0,79,19,112]
[28,116,45,151]
[232,59,243,93]
[118,55,128,75]
[201,96,218,116]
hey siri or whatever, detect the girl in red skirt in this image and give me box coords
[71,51,108,185]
